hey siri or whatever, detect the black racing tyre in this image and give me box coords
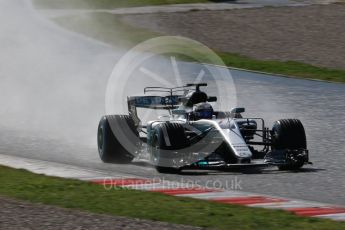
[97,115,139,163]
[271,119,307,170]
[155,166,180,174]
[152,123,188,174]
[272,119,306,150]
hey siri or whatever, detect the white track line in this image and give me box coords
[317,213,345,221]
[0,154,131,179]
[178,191,253,199]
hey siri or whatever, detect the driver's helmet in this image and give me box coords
[192,102,214,120]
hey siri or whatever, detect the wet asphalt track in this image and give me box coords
[0,0,345,206]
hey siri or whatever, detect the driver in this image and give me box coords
[192,102,214,120]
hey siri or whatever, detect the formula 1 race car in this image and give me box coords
[97,83,311,173]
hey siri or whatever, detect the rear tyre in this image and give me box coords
[151,123,188,174]
[271,119,307,170]
[97,115,139,163]
[155,166,180,174]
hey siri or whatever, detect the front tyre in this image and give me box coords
[97,115,138,163]
[271,119,307,170]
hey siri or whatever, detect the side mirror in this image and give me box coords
[231,107,245,114]
[207,96,217,102]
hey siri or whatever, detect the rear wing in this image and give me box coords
[127,95,180,126]
[127,96,180,110]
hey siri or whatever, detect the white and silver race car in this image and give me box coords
[97,83,310,173]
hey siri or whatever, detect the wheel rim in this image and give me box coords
[151,134,160,164]
[98,127,104,153]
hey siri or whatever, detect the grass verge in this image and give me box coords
[33,0,212,9]
[53,12,345,83]
[1,165,345,230]
[217,52,345,83]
